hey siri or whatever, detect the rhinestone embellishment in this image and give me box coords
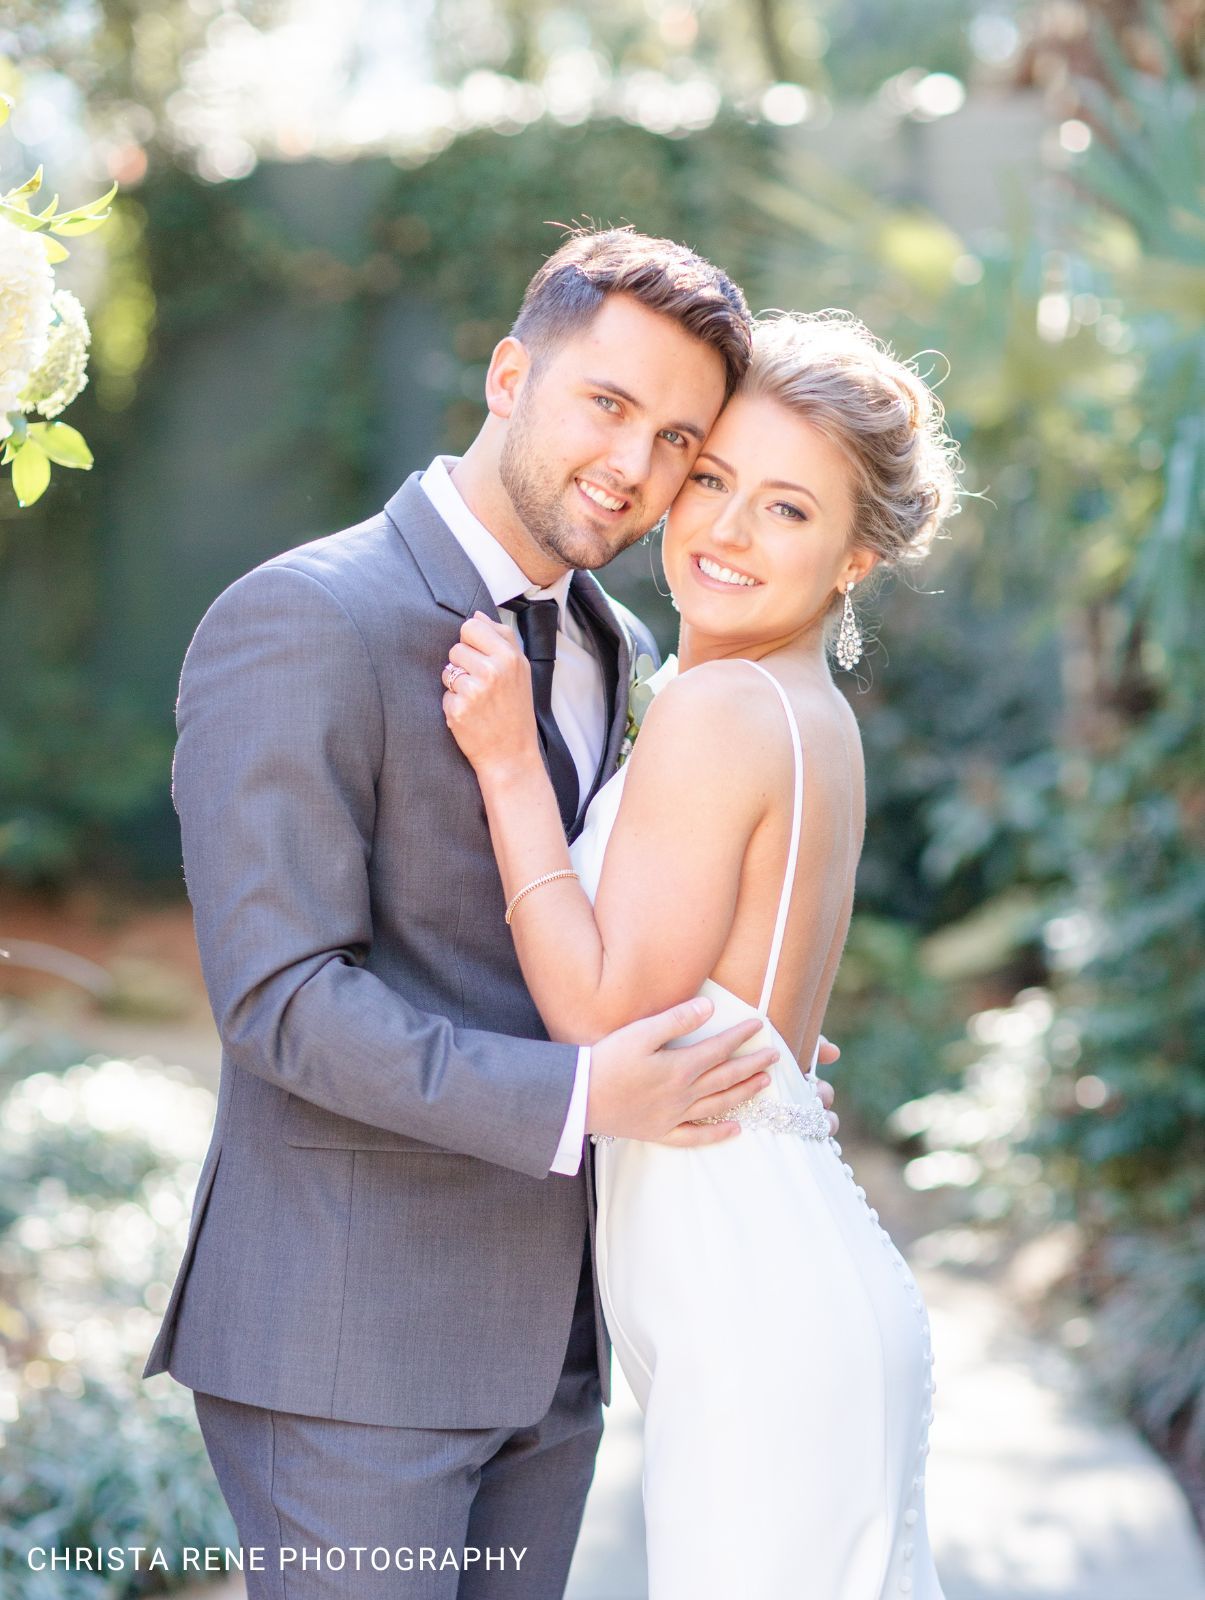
[593,1090,831,1145]
[695,1091,831,1139]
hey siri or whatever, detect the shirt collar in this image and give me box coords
[419,455,574,617]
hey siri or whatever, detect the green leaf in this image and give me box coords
[0,94,12,128]
[60,181,119,220]
[27,423,93,470]
[11,441,51,507]
[0,201,45,231]
[49,213,110,238]
[6,166,44,201]
[40,235,70,265]
[35,194,60,221]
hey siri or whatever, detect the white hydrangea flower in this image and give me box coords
[0,215,55,440]
[21,288,91,419]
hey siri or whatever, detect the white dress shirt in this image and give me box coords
[420,455,601,1176]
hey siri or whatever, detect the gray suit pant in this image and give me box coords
[194,1243,604,1599]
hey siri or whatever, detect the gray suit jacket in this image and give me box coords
[142,473,657,1428]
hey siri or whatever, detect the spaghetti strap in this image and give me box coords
[736,660,805,1017]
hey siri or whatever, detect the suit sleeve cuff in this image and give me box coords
[549,1046,591,1175]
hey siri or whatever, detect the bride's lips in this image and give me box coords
[574,476,631,518]
[689,552,763,592]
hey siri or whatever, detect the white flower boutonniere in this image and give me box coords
[618,651,678,766]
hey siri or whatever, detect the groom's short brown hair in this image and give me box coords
[512,226,752,399]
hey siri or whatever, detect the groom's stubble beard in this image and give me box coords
[498,379,658,574]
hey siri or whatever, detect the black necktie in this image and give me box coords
[507,595,580,834]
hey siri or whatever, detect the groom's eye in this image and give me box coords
[659,429,687,448]
[593,395,620,413]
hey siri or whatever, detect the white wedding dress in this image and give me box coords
[571,657,944,1600]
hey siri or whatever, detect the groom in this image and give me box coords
[144,227,839,1597]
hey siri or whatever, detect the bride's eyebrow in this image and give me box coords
[766,478,822,510]
[697,453,823,511]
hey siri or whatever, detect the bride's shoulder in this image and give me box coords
[635,659,795,770]
[651,658,778,718]
[654,663,865,782]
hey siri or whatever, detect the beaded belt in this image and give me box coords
[696,1092,832,1139]
[593,1092,831,1146]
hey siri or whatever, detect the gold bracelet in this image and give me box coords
[504,869,579,926]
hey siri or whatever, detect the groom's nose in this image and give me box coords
[601,427,655,493]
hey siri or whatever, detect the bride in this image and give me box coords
[442,309,960,1599]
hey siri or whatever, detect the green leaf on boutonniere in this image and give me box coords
[629,652,657,728]
[619,652,660,766]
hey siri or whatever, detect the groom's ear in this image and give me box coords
[485,336,533,421]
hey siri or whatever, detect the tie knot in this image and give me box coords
[508,595,560,662]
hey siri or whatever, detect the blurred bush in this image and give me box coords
[0,671,173,885]
[0,1382,231,1600]
[0,1009,234,1594]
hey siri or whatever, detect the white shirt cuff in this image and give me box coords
[549,1047,591,1175]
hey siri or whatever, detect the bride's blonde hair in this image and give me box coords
[742,310,962,599]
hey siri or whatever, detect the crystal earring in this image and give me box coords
[836,582,862,670]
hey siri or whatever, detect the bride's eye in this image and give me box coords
[771,500,807,521]
[690,473,725,491]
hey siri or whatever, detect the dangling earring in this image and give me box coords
[836,582,862,670]
[649,514,678,611]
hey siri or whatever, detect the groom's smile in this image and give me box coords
[575,476,631,515]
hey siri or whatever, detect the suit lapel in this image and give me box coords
[384,473,498,622]
[385,472,632,835]
[568,571,633,826]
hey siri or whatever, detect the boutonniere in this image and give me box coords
[618,653,658,767]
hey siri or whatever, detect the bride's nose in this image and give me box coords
[710,498,754,549]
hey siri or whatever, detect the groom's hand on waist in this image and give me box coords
[586,999,780,1149]
[814,1035,840,1138]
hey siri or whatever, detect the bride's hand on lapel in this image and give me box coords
[442,612,541,780]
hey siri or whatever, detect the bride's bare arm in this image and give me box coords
[443,614,777,1043]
